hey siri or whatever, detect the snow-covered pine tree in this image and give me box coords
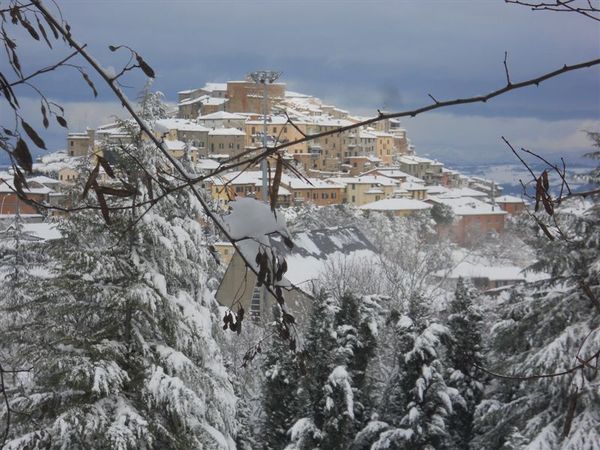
[445,277,485,449]
[362,294,460,450]
[0,92,237,449]
[261,308,303,450]
[287,293,380,450]
[473,133,600,449]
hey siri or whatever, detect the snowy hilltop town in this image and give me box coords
[1,75,599,450]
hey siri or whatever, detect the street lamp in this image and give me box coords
[247,70,281,202]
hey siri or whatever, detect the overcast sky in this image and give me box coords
[3,0,599,166]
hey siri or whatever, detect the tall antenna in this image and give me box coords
[247,70,281,202]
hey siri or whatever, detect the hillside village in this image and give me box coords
[1,77,526,248]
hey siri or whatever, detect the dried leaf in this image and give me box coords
[82,161,100,199]
[56,116,68,128]
[13,138,32,173]
[95,186,111,224]
[81,71,98,97]
[270,155,283,212]
[41,103,49,128]
[563,390,578,437]
[44,15,59,39]
[534,177,543,212]
[97,156,115,178]
[19,16,40,40]
[21,119,46,149]
[36,16,52,48]
[542,196,554,216]
[541,170,549,191]
[135,53,155,78]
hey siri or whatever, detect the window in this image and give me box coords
[229,143,234,149]
[251,127,255,134]
[219,143,224,149]
[322,192,329,199]
[250,286,261,318]
[283,126,287,133]
[351,184,355,190]
[235,186,243,193]
[332,192,336,199]
[352,195,356,202]
[273,127,277,133]
[70,141,74,147]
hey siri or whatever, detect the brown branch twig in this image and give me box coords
[474,348,600,381]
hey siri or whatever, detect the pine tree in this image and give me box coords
[445,277,485,449]
[287,293,380,450]
[0,92,237,449]
[261,309,303,450]
[473,133,600,449]
[363,294,460,450]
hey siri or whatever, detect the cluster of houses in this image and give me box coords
[0,76,538,321]
[2,76,527,246]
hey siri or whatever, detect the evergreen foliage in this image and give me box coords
[474,134,600,449]
[446,278,485,449]
[261,309,303,450]
[287,293,380,449]
[360,295,460,450]
[0,93,236,449]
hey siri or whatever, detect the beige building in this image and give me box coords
[360,197,433,217]
[373,131,396,165]
[154,119,210,156]
[245,115,309,155]
[280,175,344,206]
[327,175,398,206]
[207,128,246,158]
[67,132,92,157]
[225,81,285,114]
[197,111,246,129]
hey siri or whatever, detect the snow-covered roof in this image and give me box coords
[429,196,507,216]
[327,175,398,187]
[178,95,210,106]
[245,115,296,125]
[27,175,61,185]
[164,140,187,151]
[203,97,228,106]
[202,82,227,92]
[363,168,411,179]
[282,174,343,190]
[359,198,432,212]
[155,119,211,133]
[401,182,428,191]
[494,195,525,204]
[236,226,379,295]
[398,155,436,165]
[197,111,246,120]
[195,159,221,171]
[436,261,548,283]
[441,187,489,198]
[309,116,355,128]
[284,91,311,98]
[208,128,245,136]
[0,178,53,195]
[22,222,61,241]
[426,185,450,195]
